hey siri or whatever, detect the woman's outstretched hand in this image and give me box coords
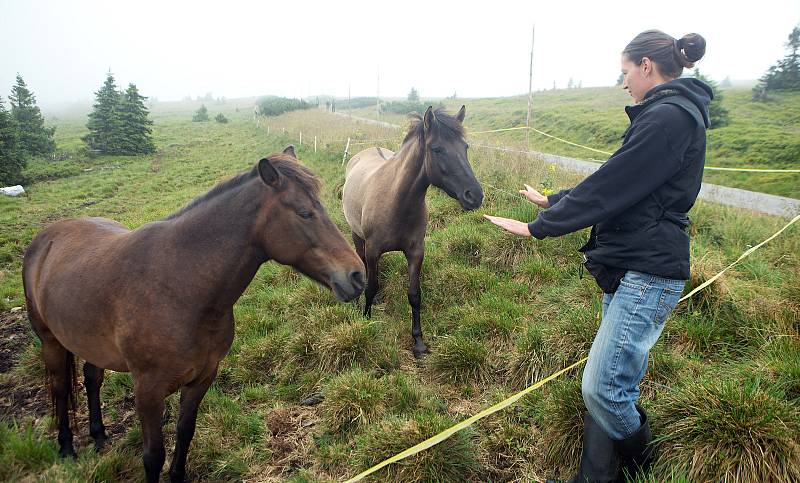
[519,184,550,208]
[483,215,531,237]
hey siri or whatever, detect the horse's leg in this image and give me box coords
[134,378,168,483]
[352,233,366,308]
[38,331,76,458]
[404,245,429,358]
[83,361,108,450]
[363,244,381,319]
[352,233,366,267]
[168,369,217,483]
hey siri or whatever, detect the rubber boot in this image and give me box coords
[545,411,620,483]
[614,405,653,482]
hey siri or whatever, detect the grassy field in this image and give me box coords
[346,86,800,199]
[0,100,799,482]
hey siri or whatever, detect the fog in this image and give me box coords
[2,0,798,108]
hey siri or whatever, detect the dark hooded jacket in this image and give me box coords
[527,78,713,280]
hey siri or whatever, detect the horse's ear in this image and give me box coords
[455,105,466,123]
[257,158,282,187]
[423,106,435,132]
[282,145,296,158]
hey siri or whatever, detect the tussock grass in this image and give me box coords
[651,377,800,483]
[429,334,490,384]
[0,420,58,480]
[316,319,391,373]
[478,414,538,481]
[441,223,490,266]
[231,327,293,385]
[508,322,551,387]
[758,337,800,401]
[321,369,388,432]
[536,379,585,476]
[189,389,267,481]
[353,412,479,483]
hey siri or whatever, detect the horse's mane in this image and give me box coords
[165,154,321,220]
[402,108,465,146]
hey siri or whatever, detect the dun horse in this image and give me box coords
[342,106,483,358]
[22,146,365,482]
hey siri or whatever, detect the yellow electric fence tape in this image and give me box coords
[343,213,800,483]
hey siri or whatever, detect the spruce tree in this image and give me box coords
[84,72,122,153]
[117,83,155,154]
[753,25,800,98]
[9,74,56,157]
[192,104,209,122]
[0,97,25,184]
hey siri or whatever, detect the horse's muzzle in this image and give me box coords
[331,269,365,302]
[460,188,484,211]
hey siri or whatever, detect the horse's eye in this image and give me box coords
[297,210,313,220]
[432,146,444,155]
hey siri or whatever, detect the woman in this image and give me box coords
[485,30,711,482]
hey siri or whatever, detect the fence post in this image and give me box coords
[300,131,302,145]
[342,137,351,166]
[314,136,317,153]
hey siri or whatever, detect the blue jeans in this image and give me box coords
[581,270,685,440]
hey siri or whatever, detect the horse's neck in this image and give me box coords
[388,139,429,205]
[166,182,265,311]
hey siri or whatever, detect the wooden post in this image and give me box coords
[314,136,317,153]
[342,137,351,166]
[526,25,535,150]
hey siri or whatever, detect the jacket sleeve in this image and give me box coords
[547,188,572,206]
[528,110,692,239]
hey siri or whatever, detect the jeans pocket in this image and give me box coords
[655,285,684,325]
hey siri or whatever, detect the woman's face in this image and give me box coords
[621,55,656,103]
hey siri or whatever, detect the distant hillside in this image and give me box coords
[349,87,800,199]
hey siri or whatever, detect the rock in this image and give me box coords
[0,185,25,197]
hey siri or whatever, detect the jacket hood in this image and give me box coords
[641,77,713,128]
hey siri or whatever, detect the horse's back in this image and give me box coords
[343,148,395,237]
[25,217,129,279]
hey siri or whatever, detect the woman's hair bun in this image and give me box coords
[676,33,706,67]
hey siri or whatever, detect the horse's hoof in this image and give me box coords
[412,345,430,359]
[94,435,108,451]
[169,470,186,483]
[59,445,77,459]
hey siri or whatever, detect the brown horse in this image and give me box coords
[22,146,364,482]
[342,106,483,358]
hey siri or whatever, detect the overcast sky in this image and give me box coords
[2,0,799,107]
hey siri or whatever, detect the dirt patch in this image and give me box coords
[0,308,31,374]
[0,308,51,423]
[265,405,318,475]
